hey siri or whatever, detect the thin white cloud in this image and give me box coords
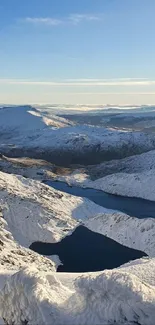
[66,78,149,82]
[24,17,62,26]
[22,13,102,26]
[73,92,155,95]
[0,78,155,86]
[68,14,102,24]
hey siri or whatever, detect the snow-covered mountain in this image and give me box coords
[1,106,155,165]
[0,105,73,133]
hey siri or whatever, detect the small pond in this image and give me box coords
[30,226,147,273]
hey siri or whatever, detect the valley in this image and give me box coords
[0,105,155,325]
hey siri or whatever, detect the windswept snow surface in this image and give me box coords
[0,258,155,325]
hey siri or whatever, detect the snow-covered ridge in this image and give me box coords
[0,105,73,133]
[0,258,155,325]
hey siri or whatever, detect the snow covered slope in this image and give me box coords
[0,105,73,134]
[86,149,155,179]
[90,169,155,201]
[0,171,107,248]
[85,213,155,257]
[61,168,155,201]
[55,150,155,201]
[0,257,155,325]
[1,106,155,165]
[0,216,56,272]
[65,169,155,201]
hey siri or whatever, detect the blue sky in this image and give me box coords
[0,0,155,105]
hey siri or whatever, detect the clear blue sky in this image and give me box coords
[0,0,155,105]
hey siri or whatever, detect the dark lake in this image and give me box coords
[31,180,150,272]
[43,180,155,219]
[30,226,147,273]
